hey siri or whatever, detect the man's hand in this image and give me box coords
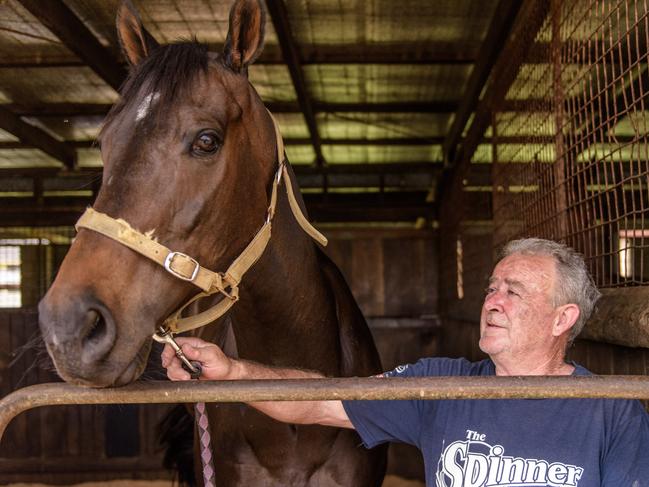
[161,337,235,381]
[159,336,353,429]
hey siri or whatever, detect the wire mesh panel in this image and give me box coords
[490,0,649,289]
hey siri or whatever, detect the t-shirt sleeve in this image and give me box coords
[342,357,473,449]
[601,402,649,486]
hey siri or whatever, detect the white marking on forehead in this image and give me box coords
[135,92,160,122]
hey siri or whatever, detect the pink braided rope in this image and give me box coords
[195,402,215,487]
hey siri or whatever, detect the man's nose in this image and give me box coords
[484,290,505,311]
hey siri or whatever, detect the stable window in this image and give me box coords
[618,229,649,282]
[0,245,21,307]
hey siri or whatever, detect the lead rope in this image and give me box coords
[152,328,215,484]
[195,402,216,487]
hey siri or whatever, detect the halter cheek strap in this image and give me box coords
[75,112,326,335]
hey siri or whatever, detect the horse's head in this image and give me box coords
[38,0,275,387]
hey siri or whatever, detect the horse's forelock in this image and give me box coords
[101,40,210,135]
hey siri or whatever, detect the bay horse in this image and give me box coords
[37,0,387,485]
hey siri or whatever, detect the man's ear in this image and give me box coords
[223,0,266,74]
[117,0,159,67]
[552,304,581,337]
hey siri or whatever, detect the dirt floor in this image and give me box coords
[7,475,425,487]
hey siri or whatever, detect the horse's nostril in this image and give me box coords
[83,309,107,345]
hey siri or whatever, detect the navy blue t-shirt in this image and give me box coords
[342,358,649,487]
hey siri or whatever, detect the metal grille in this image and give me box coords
[492,0,649,288]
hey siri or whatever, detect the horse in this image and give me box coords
[37,0,387,485]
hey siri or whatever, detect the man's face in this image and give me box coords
[479,253,559,360]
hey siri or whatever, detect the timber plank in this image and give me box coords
[351,239,384,317]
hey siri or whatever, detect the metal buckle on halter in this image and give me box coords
[164,251,200,282]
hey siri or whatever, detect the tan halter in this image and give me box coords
[75,113,327,335]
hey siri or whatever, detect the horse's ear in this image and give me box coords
[116,0,159,66]
[223,0,266,74]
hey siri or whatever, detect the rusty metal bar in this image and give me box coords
[3,376,649,444]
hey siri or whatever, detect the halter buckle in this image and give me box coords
[164,251,200,282]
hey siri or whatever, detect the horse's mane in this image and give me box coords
[101,40,210,134]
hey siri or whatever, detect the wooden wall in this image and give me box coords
[324,228,439,482]
[0,310,174,484]
[324,228,438,318]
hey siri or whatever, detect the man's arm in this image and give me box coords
[161,337,353,429]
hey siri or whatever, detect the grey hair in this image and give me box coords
[500,238,601,342]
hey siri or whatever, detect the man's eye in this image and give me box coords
[485,287,495,294]
[507,290,520,297]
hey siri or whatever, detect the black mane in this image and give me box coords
[102,40,210,133]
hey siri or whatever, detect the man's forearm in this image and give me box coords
[229,359,353,428]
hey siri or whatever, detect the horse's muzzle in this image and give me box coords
[38,290,118,386]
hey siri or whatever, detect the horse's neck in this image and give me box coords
[228,182,342,375]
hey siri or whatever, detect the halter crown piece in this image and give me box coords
[75,112,327,336]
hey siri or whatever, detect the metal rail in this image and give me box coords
[2,376,649,443]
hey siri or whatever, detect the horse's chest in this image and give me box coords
[207,405,359,485]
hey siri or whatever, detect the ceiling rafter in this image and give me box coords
[1,98,569,121]
[17,0,127,91]
[0,41,639,69]
[0,105,76,169]
[3,101,459,117]
[0,192,438,226]
[266,0,324,167]
[1,134,641,152]
[437,0,550,211]
[0,162,441,179]
[4,98,570,119]
[443,0,523,165]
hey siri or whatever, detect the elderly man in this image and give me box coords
[163,238,649,486]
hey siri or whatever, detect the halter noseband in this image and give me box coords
[74,112,327,336]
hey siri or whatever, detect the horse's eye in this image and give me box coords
[191,130,220,156]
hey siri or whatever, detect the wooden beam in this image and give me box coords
[0,105,75,169]
[297,42,480,65]
[457,1,550,167]
[295,162,440,175]
[17,0,127,91]
[438,0,549,211]
[2,41,639,68]
[12,133,648,151]
[286,137,444,146]
[266,0,324,166]
[0,163,442,179]
[443,0,522,165]
[0,133,637,152]
[6,99,582,118]
[0,191,438,225]
[7,101,459,117]
[581,287,649,348]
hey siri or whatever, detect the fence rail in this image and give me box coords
[2,376,649,443]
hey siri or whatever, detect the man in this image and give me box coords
[162,238,649,486]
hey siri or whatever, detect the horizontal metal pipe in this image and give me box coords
[2,376,649,443]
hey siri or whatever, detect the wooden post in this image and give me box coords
[551,0,569,241]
